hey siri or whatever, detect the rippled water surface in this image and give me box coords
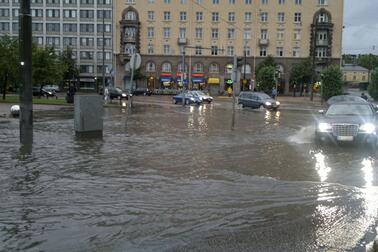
[1,104,378,252]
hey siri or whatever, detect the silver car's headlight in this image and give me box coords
[276,101,280,105]
[190,97,195,101]
[265,102,272,106]
[359,123,376,134]
[122,93,127,97]
[318,122,332,132]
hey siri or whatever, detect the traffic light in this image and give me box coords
[237,57,243,68]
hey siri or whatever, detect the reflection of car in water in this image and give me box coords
[191,90,213,103]
[172,91,202,105]
[238,91,280,110]
[315,102,377,147]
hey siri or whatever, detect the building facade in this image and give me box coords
[342,64,369,88]
[115,0,344,94]
[0,0,113,89]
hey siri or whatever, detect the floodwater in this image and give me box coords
[0,103,378,252]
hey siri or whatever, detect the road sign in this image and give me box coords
[130,53,141,70]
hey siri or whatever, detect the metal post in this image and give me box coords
[19,0,33,148]
[102,9,106,92]
[243,47,246,91]
[311,23,317,101]
[128,52,136,108]
[182,47,186,106]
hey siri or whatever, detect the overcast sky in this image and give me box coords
[343,0,378,54]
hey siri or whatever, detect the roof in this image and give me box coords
[342,64,369,72]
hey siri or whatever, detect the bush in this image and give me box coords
[321,65,343,101]
[256,66,275,93]
[368,68,378,100]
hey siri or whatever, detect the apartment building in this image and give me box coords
[0,0,113,89]
[115,0,344,94]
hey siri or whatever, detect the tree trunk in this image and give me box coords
[2,74,7,100]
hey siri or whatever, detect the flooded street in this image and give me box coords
[1,102,378,252]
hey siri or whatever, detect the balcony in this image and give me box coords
[123,36,136,43]
[316,40,328,46]
[177,38,188,45]
[259,38,269,46]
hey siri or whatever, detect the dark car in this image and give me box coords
[107,87,128,100]
[132,88,152,96]
[238,91,280,110]
[32,86,57,98]
[315,102,378,146]
[172,91,202,105]
[327,95,367,106]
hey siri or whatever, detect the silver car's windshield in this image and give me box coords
[326,104,373,116]
[258,93,271,100]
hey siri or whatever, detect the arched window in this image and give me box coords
[193,63,203,73]
[241,64,251,74]
[162,62,171,72]
[126,11,136,20]
[317,13,329,23]
[146,62,156,72]
[209,63,219,73]
[178,63,188,72]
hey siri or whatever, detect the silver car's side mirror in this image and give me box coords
[318,110,324,114]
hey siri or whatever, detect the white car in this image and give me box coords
[191,91,213,103]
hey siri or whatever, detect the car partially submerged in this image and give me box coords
[238,91,280,110]
[315,102,378,146]
[326,95,367,106]
[191,90,213,103]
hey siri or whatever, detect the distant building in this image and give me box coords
[115,0,344,95]
[0,0,113,89]
[342,64,369,88]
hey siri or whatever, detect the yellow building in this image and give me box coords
[342,64,369,87]
[114,0,344,94]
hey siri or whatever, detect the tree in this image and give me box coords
[289,58,314,96]
[357,54,378,84]
[32,46,64,87]
[342,54,357,65]
[60,47,79,83]
[256,55,276,74]
[368,68,378,100]
[321,65,343,101]
[256,66,275,93]
[0,36,19,99]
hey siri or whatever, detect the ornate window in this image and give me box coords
[126,11,136,20]
[162,62,171,72]
[209,63,219,73]
[241,64,251,74]
[146,62,156,72]
[193,63,204,73]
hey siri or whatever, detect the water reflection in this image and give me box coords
[312,151,331,182]
[264,110,281,126]
[361,158,378,222]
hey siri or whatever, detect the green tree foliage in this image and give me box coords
[60,47,79,81]
[321,65,343,101]
[0,36,19,99]
[357,54,378,71]
[32,46,64,87]
[368,68,378,100]
[256,55,276,74]
[289,58,314,94]
[256,66,275,93]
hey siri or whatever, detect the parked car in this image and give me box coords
[238,91,280,110]
[132,88,152,96]
[191,90,213,103]
[315,102,378,146]
[32,86,57,98]
[43,85,60,93]
[172,92,202,105]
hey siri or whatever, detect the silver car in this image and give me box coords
[191,90,213,103]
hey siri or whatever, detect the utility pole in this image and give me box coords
[310,22,317,101]
[19,0,33,148]
[102,9,106,93]
[181,47,186,106]
[243,47,247,91]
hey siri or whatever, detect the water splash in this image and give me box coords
[287,125,315,144]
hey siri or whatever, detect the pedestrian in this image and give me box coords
[104,87,109,104]
[271,87,277,99]
[293,84,296,97]
[361,92,368,101]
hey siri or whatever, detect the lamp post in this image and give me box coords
[181,46,186,106]
[101,9,106,92]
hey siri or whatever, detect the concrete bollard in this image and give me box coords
[74,95,103,137]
